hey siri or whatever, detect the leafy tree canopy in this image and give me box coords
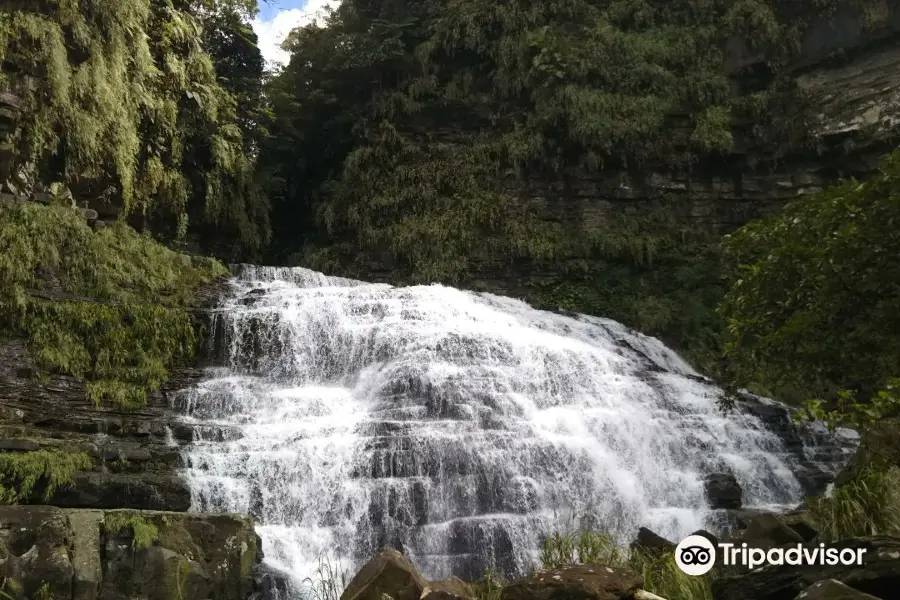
[720,150,900,414]
[0,0,269,257]
[258,0,865,371]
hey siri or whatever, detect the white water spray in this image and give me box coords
[176,266,808,590]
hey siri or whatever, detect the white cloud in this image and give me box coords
[252,1,341,68]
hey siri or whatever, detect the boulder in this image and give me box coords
[780,511,819,543]
[500,564,642,600]
[340,548,427,600]
[793,579,882,600]
[78,207,99,222]
[421,576,475,600]
[710,508,773,538]
[736,513,805,549]
[690,529,720,548]
[251,563,295,600]
[711,536,900,600]
[704,473,743,509]
[630,528,675,555]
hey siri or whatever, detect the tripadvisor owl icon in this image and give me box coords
[675,535,716,576]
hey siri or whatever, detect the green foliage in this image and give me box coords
[540,530,625,569]
[258,0,864,369]
[0,202,227,408]
[631,551,718,600]
[0,579,16,600]
[0,0,269,254]
[103,512,160,549]
[796,380,900,433]
[471,570,506,600]
[720,150,900,406]
[0,450,93,504]
[34,582,53,600]
[806,467,900,542]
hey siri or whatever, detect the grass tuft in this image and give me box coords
[539,528,729,600]
[301,551,349,600]
[807,466,900,542]
[103,512,160,549]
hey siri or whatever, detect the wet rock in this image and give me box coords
[500,564,642,600]
[712,536,900,600]
[705,473,742,509]
[340,548,427,600]
[630,528,675,555]
[690,529,720,548]
[710,508,774,537]
[793,579,882,600]
[0,437,40,451]
[100,510,261,600]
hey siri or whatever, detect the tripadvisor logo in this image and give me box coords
[674,535,868,576]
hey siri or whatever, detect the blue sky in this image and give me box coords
[252,0,340,67]
[257,0,305,22]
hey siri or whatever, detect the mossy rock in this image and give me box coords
[100,510,261,600]
[0,202,229,409]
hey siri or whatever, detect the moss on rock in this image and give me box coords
[103,512,160,549]
[0,202,228,408]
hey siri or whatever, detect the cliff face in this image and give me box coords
[0,193,259,598]
[361,6,900,300]
[0,280,264,600]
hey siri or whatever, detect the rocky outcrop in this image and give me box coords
[0,506,260,600]
[340,549,665,600]
[629,528,675,556]
[0,274,260,598]
[0,337,208,512]
[0,90,20,186]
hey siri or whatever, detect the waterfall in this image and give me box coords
[175,265,814,591]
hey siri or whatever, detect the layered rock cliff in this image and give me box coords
[0,197,259,598]
[375,5,900,300]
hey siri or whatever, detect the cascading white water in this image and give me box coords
[176,265,808,592]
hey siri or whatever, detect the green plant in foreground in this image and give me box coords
[0,577,20,600]
[34,582,53,600]
[0,450,93,504]
[472,569,506,600]
[807,466,900,542]
[103,513,160,549]
[301,552,349,600]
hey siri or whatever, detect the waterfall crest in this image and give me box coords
[175,265,812,588]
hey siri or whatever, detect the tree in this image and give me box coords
[0,0,269,256]
[720,150,900,422]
